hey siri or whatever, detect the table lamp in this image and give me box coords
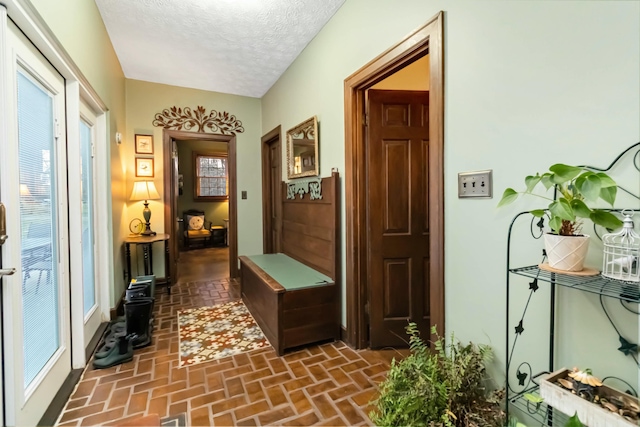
[130,181,160,236]
[19,184,32,196]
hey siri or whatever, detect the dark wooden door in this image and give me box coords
[262,130,282,253]
[367,89,430,348]
[171,139,179,278]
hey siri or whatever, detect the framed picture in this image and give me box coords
[135,134,154,155]
[135,158,154,177]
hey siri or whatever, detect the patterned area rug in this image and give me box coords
[178,300,270,367]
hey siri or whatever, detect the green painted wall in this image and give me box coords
[124,79,263,274]
[176,140,230,232]
[30,0,127,307]
[262,0,640,392]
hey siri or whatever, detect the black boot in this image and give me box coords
[126,284,152,301]
[102,318,126,342]
[125,299,153,349]
[93,334,136,369]
[94,329,126,359]
[134,275,156,297]
[127,281,156,337]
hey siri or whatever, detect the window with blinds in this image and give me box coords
[194,153,228,201]
[17,69,60,388]
[80,120,96,317]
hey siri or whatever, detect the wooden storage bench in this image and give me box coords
[239,254,339,356]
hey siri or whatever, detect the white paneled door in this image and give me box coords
[1,21,71,426]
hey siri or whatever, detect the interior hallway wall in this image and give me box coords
[261,0,640,386]
[124,79,262,281]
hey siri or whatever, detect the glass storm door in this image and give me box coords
[1,21,71,426]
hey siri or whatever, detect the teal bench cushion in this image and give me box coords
[245,254,333,291]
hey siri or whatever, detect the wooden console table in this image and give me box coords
[124,234,171,294]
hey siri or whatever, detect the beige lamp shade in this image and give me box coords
[19,184,32,196]
[130,181,160,236]
[130,181,160,201]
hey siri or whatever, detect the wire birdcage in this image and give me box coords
[602,210,640,282]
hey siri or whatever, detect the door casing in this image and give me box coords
[344,11,445,349]
[162,129,239,280]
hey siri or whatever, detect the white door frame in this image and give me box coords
[68,98,106,364]
[0,6,9,425]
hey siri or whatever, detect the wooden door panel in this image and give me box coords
[383,103,410,126]
[383,140,410,233]
[270,144,279,224]
[262,130,281,254]
[421,104,430,128]
[383,258,411,318]
[270,143,280,252]
[369,89,430,348]
[422,140,430,232]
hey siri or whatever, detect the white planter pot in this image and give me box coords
[544,233,590,272]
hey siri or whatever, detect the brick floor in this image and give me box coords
[55,279,404,426]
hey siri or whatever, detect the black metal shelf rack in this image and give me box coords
[510,265,640,303]
[510,386,571,427]
[505,142,640,426]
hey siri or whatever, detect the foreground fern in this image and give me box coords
[370,324,505,427]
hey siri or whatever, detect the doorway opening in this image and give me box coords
[162,130,238,286]
[344,12,444,349]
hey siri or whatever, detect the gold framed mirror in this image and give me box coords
[286,116,318,179]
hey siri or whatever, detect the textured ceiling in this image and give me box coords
[95,0,345,98]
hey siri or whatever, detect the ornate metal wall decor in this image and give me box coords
[286,178,323,200]
[152,106,244,135]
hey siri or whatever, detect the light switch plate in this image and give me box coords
[241,191,247,199]
[458,170,493,198]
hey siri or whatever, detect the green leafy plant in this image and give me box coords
[509,412,584,427]
[565,413,585,427]
[498,164,622,236]
[370,323,505,427]
[523,393,544,411]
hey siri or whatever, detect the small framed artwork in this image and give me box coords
[135,134,154,155]
[135,158,154,177]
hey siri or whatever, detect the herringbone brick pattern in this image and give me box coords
[56,279,402,426]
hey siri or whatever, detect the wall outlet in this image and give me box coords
[458,170,493,198]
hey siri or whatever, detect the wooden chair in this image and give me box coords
[183,209,211,249]
[22,223,53,293]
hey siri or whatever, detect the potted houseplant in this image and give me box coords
[499,164,622,272]
[370,324,506,427]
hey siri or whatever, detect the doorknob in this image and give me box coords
[0,268,16,276]
[0,203,7,245]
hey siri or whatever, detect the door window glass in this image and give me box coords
[79,120,95,316]
[17,70,60,388]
